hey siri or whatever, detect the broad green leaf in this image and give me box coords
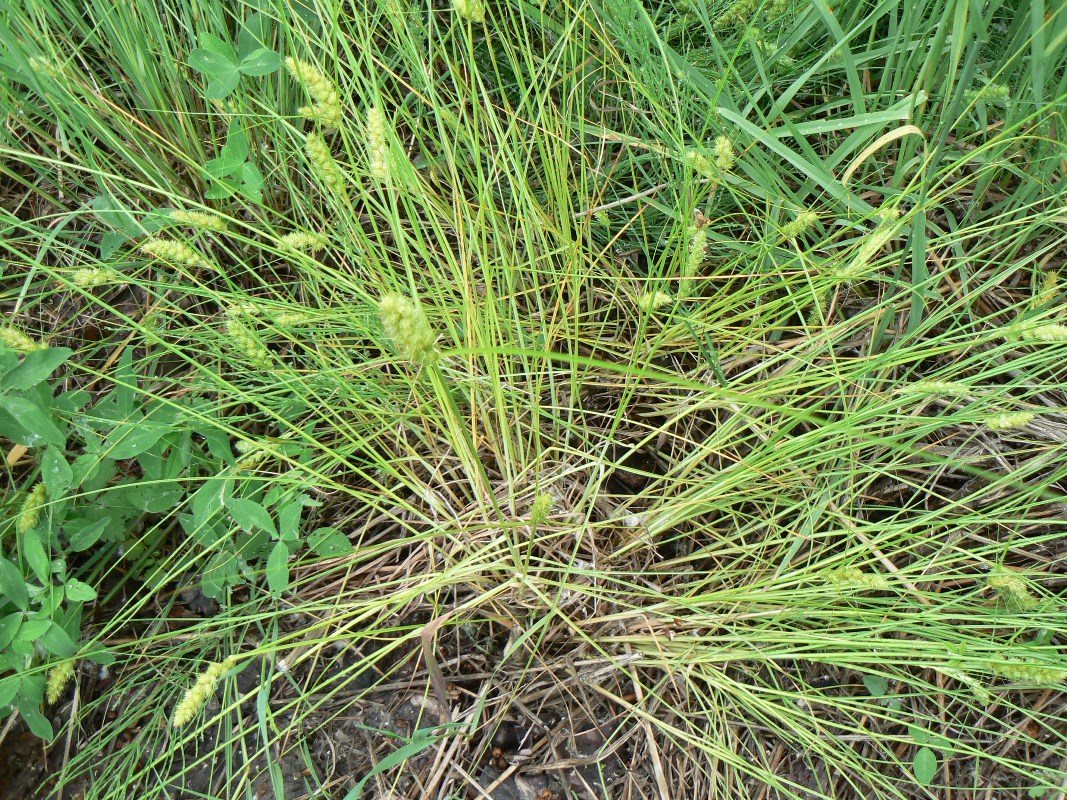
[65,579,97,602]
[908,725,930,744]
[265,541,289,595]
[0,557,28,610]
[197,32,238,63]
[238,12,271,59]
[308,527,353,557]
[189,48,236,77]
[225,118,249,161]
[83,644,115,665]
[207,70,242,100]
[277,500,303,542]
[100,232,127,260]
[17,618,52,644]
[119,482,184,513]
[0,394,65,447]
[18,698,53,740]
[239,48,282,76]
[0,613,22,651]
[238,161,264,203]
[22,529,50,584]
[228,498,275,536]
[205,177,238,200]
[65,516,111,552]
[863,674,888,697]
[42,446,73,498]
[191,479,228,529]
[38,623,78,658]
[236,528,271,560]
[913,746,937,785]
[206,151,242,180]
[4,347,73,391]
[106,417,167,459]
[0,674,18,707]
[202,550,238,599]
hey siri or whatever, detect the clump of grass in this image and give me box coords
[3,0,1066,798]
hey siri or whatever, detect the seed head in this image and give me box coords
[278,232,327,253]
[46,660,76,704]
[170,209,229,232]
[453,0,486,22]
[781,211,818,240]
[141,237,216,273]
[285,57,342,129]
[305,133,349,200]
[18,483,47,534]
[0,324,44,353]
[378,293,438,366]
[171,656,239,728]
[364,106,391,182]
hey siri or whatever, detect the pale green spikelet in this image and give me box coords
[714,136,736,173]
[170,209,229,232]
[824,567,891,593]
[963,82,1010,107]
[278,232,327,253]
[453,0,486,22]
[378,293,438,366]
[273,309,313,326]
[141,237,216,273]
[831,223,900,281]
[0,324,45,353]
[27,55,64,80]
[682,225,708,298]
[226,301,261,318]
[986,410,1038,432]
[224,316,273,369]
[638,291,675,312]
[781,211,818,240]
[364,106,391,182]
[594,210,611,229]
[685,138,734,182]
[936,666,992,705]
[685,149,716,179]
[987,571,1039,612]
[1033,271,1058,308]
[17,483,47,534]
[988,656,1066,685]
[284,57,342,129]
[714,0,760,29]
[895,380,971,397]
[70,267,123,287]
[235,439,271,471]
[46,659,75,704]
[529,493,553,527]
[873,206,900,224]
[305,133,349,199]
[1004,319,1067,343]
[172,655,239,728]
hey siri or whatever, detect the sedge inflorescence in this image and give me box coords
[453,0,486,23]
[171,655,239,728]
[378,292,438,366]
[987,571,1039,612]
[18,483,47,534]
[1,323,44,353]
[141,237,217,273]
[170,209,229,232]
[305,133,349,200]
[285,57,342,129]
[46,660,76,704]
